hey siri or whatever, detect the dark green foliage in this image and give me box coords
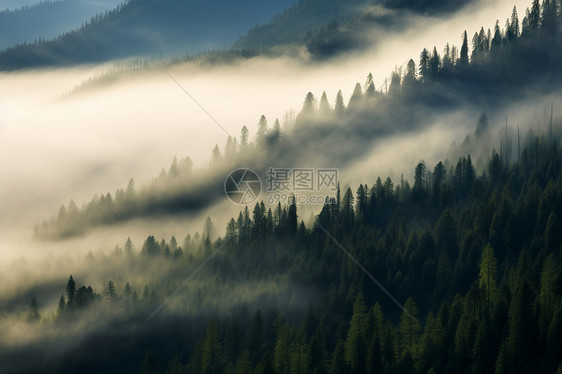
[140,351,158,374]
[17,3,562,373]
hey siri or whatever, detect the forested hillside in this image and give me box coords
[36,0,562,240]
[233,0,473,55]
[2,1,562,373]
[0,0,121,50]
[15,107,562,373]
[0,0,293,69]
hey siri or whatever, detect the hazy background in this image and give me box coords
[0,0,545,301]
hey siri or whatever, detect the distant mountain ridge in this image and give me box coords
[0,0,476,69]
[233,0,473,55]
[0,0,293,69]
[0,0,122,51]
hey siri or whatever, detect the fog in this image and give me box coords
[0,0,556,366]
[0,0,533,221]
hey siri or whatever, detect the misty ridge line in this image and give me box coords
[0,0,474,71]
[34,59,421,325]
[0,0,297,70]
[141,58,418,322]
[21,106,561,322]
[50,0,529,100]
[35,0,562,241]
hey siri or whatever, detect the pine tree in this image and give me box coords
[66,275,76,308]
[419,48,429,81]
[27,296,40,321]
[211,144,222,165]
[235,351,253,374]
[509,6,520,40]
[546,306,562,368]
[428,46,440,79]
[270,119,281,145]
[124,237,134,255]
[400,297,420,351]
[274,324,293,374]
[287,196,298,234]
[472,317,493,374]
[345,293,367,373]
[240,125,249,149]
[538,254,559,339]
[491,20,503,50]
[479,244,497,313]
[140,351,157,374]
[330,341,346,374]
[364,72,374,91]
[460,31,469,65]
[334,90,345,116]
[57,294,65,317]
[366,330,382,373]
[505,252,535,373]
[529,0,541,31]
[348,83,363,109]
[306,328,327,374]
[202,318,222,374]
[167,354,183,374]
[341,187,355,228]
[256,115,268,146]
[105,280,117,308]
[301,92,316,115]
[403,59,417,86]
[291,329,307,374]
[319,91,331,115]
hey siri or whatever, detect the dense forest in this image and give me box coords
[2,0,562,373]
[18,106,562,373]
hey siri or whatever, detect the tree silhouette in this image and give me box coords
[256,115,268,146]
[460,31,469,65]
[27,296,40,321]
[334,90,345,117]
[479,244,497,312]
[66,275,76,308]
[319,91,331,115]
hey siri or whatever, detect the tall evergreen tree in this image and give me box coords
[345,293,367,374]
[460,31,469,65]
[400,297,420,351]
[27,296,40,321]
[66,275,76,308]
[334,90,345,117]
[479,244,498,313]
[319,91,331,115]
[202,318,222,374]
[256,115,268,146]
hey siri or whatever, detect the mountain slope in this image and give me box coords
[0,0,122,51]
[0,0,293,69]
[233,0,473,55]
